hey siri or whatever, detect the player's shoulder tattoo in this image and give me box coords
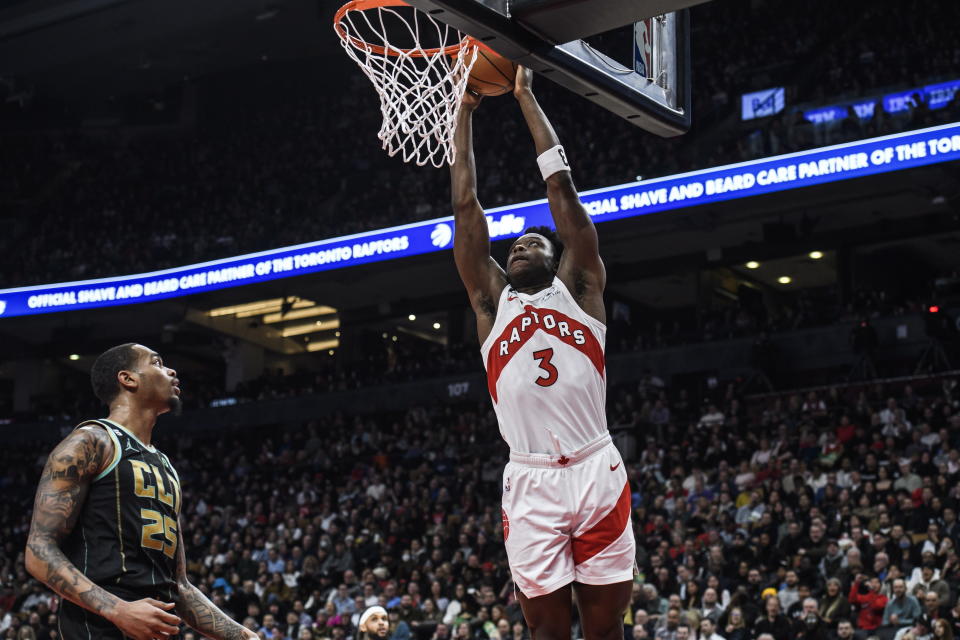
[44,424,113,483]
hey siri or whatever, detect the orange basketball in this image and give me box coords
[464,47,517,97]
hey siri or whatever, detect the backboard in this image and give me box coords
[404,0,705,137]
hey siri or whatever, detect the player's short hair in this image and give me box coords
[91,343,139,405]
[522,226,564,269]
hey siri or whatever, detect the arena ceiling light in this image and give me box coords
[238,299,317,318]
[778,276,793,284]
[281,318,342,338]
[207,297,315,318]
[305,339,339,353]
[745,261,760,269]
[809,251,824,259]
[69,354,80,360]
[262,304,337,324]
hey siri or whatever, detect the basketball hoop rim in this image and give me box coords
[334,0,485,58]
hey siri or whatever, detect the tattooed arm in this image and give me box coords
[26,427,120,615]
[25,426,181,640]
[175,518,256,640]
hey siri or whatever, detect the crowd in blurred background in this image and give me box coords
[2,363,960,640]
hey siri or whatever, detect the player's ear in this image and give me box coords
[117,369,139,393]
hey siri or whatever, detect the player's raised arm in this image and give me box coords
[513,67,606,323]
[450,91,507,341]
[25,427,182,640]
[174,519,256,640]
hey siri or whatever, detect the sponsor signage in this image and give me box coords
[1,123,959,317]
[742,87,786,121]
[804,78,960,124]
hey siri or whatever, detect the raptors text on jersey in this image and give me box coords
[480,277,608,455]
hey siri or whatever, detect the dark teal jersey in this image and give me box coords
[59,419,182,639]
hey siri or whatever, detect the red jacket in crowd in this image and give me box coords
[849,583,888,630]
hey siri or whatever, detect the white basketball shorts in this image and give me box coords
[501,433,636,598]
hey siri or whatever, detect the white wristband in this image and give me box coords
[537,145,571,180]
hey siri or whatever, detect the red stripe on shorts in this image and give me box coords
[571,481,631,565]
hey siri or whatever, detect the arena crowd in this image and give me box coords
[2,365,959,640]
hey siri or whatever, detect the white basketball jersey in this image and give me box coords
[480,277,607,455]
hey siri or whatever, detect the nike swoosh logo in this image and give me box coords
[610,462,621,471]
[507,296,517,301]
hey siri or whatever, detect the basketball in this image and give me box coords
[464,47,517,97]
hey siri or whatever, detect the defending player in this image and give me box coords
[25,343,256,640]
[450,68,635,640]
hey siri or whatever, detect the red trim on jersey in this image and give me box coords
[571,481,631,565]
[485,304,604,402]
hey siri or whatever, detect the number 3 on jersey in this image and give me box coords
[532,348,559,387]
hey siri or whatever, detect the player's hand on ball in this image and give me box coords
[110,598,181,640]
[513,66,533,98]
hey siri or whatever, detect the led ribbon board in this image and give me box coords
[1,123,959,318]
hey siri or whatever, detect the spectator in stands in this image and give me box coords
[754,595,793,640]
[893,615,932,640]
[931,619,953,640]
[836,619,856,640]
[849,574,887,639]
[796,598,830,640]
[699,618,723,640]
[721,607,747,640]
[881,579,923,640]
[656,607,683,640]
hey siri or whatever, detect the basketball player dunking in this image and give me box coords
[25,343,256,640]
[450,68,635,639]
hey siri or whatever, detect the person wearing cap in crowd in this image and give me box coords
[359,606,389,640]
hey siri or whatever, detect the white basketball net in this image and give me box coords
[335,1,479,168]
